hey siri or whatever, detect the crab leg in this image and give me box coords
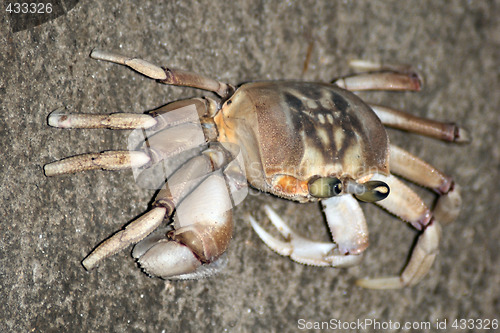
[389,145,461,224]
[44,98,221,176]
[356,173,440,289]
[91,49,234,98]
[390,145,452,193]
[82,207,167,270]
[248,199,364,268]
[332,59,422,91]
[370,104,470,143]
[48,97,219,131]
[43,150,151,176]
[47,110,157,130]
[333,71,421,92]
[356,220,441,289]
[43,119,206,177]
[347,60,416,74]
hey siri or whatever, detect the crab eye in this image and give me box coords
[353,181,390,203]
[308,177,342,198]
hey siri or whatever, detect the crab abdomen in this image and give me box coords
[214,81,390,201]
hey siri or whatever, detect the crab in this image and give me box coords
[44,50,469,289]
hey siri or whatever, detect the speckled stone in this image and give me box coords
[1,1,499,331]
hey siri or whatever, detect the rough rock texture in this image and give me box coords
[1,1,499,332]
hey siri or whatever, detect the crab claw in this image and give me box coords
[248,205,362,268]
[133,172,234,279]
[133,235,202,278]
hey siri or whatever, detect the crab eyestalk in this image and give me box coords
[308,177,342,198]
[345,179,390,203]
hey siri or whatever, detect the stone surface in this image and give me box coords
[1,1,499,332]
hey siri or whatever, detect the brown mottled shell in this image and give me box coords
[214,81,389,202]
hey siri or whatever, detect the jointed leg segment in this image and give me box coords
[371,104,470,143]
[91,49,235,98]
[355,173,441,289]
[356,220,442,289]
[44,150,151,176]
[248,195,366,268]
[48,110,158,130]
[389,145,462,225]
[333,60,422,92]
[82,207,167,270]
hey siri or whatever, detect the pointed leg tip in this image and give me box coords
[90,48,108,60]
[125,58,167,80]
[247,215,271,238]
[262,205,279,221]
[47,111,70,128]
[247,213,294,257]
[81,256,98,271]
[262,205,277,220]
[43,162,59,177]
[91,48,167,80]
[247,214,257,228]
[90,49,119,61]
[261,205,296,238]
[89,48,100,58]
[455,127,471,144]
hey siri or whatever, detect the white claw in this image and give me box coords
[262,205,296,240]
[248,215,293,257]
[134,172,234,279]
[249,206,361,267]
[322,195,369,255]
[136,240,202,279]
[134,232,229,280]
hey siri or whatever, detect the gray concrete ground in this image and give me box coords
[1,1,499,332]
